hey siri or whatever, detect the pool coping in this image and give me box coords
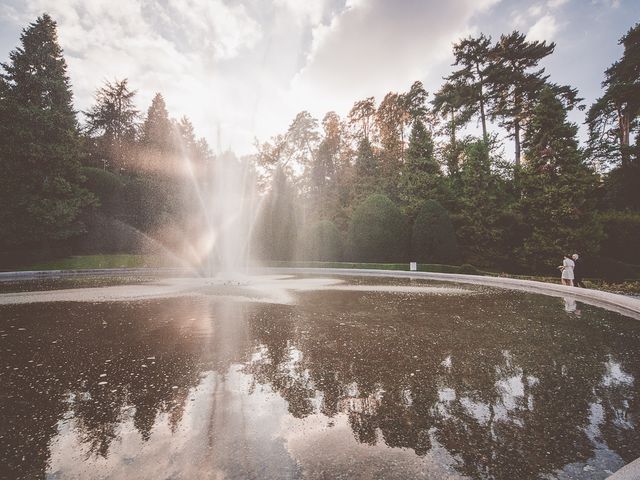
[1,266,640,319]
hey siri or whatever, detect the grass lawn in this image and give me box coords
[18,254,174,271]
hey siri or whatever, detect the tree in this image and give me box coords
[376,92,406,191]
[432,78,473,175]
[253,166,300,261]
[487,32,556,167]
[348,194,408,262]
[141,93,172,151]
[309,112,342,219]
[448,34,493,141]
[0,14,94,252]
[85,78,139,169]
[454,139,519,269]
[587,23,640,168]
[399,119,448,220]
[411,200,459,264]
[519,88,601,272]
[299,220,343,261]
[348,97,376,142]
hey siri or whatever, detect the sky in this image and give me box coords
[0,0,638,156]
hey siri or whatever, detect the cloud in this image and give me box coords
[3,0,510,153]
[291,0,502,114]
[527,14,559,41]
[547,0,569,8]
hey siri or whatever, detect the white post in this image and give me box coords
[409,262,417,271]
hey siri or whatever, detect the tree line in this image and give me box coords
[0,14,638,279]
[0,14,213,265]
[254,26,640,278]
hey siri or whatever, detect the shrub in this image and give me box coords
[412,200,459,264]
[458,263,479,275]
[589,256,639,283]
[598,210,640,265]
[348,194,408,262]
[299,220,343,261]
[81,167,124,217]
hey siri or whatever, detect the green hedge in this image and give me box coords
[299,220,343,261]
[412,199,459,263]
[348,194,408,262]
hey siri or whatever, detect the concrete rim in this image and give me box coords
[1,266,639,319]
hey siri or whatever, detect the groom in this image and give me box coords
[572,253,586,288]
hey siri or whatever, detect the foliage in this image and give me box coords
[0,14,95,252]
[411,200,459,264]
[399,120,449,219]
[299,220,343,261]
[586,23,640,168]
[452,139,519,269]
[84,79,139,169]
[253,167,300,261]
[519,88,602,272]
[597,210,640,265]
[81,167,125,217]
[348,194,408,262]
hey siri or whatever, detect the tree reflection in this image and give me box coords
[242,290,640,479]
[1,288,639,480]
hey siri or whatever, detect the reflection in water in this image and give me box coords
[0,279,639,479]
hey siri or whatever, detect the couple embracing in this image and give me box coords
[560,254,586,288]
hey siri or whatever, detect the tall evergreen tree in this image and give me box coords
[454,139,518,269]
[85,78,139,170]
[448,34,493,141]
[432,78,473,175]
[486,32,555,167]
[587,23,640,168]
[141,92,172,151]
[519,88,601,271]
[0,14,94,252]
[399,119,447,219]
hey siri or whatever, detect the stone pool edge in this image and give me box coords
[2,266,639,319]
[265,267,640,319]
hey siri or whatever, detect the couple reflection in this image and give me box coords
[563,295,582,315]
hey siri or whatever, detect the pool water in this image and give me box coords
[0,276,638,479]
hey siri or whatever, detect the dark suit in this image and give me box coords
[573,257,586,288]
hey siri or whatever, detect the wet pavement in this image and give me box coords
[0,276,639,479]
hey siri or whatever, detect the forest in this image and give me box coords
[0,14,639,279]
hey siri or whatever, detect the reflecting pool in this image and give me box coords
[0,276,638,479]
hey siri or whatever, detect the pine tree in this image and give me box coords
[447,34,493,141]
[399,120,448,220]
[85,78,139,170]
[587,23,640,168]
[487,32,556,167]
[141,93,172,151]
[519,88,601,271]
[0,14,94,251]
[454,139,519,269]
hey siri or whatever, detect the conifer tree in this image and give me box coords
[85,78,139,169]
[520,88,601,271]
[0,14,94,251]
[447,34,493,141]
[399,120,447,219]
[141,92,172,151]
[486,32,555,167]
[587,23,640,168]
